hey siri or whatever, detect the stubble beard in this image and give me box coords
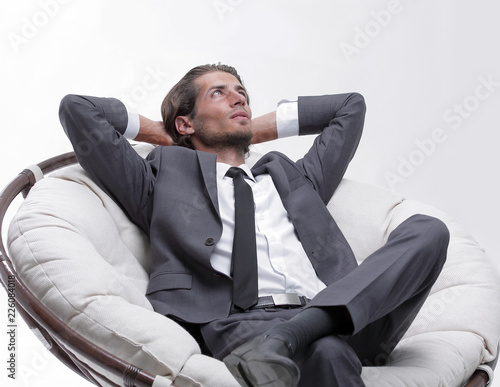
[193,118,252,154]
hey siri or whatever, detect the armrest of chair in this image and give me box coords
[464,370,489,387]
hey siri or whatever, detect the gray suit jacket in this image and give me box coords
[59,92,366,324]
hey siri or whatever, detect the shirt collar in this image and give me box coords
[216,162,255,182]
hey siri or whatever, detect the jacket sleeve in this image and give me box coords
[58,94,157,233]
[296,93,366,204]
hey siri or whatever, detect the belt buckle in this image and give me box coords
[271,294,302,307]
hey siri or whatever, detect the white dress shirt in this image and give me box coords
[124,100,327,299]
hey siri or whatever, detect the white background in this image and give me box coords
[1,1,499,386]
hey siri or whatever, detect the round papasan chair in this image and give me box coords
[0,143,499,387]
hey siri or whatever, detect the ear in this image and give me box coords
[175,116,195,136]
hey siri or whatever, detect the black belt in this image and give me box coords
[254,294,310,309]
[232,294,310,314]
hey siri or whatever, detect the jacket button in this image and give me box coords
[205,238,215,246]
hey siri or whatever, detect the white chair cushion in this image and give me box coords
[329,179,500,386]
[7,146,500,386]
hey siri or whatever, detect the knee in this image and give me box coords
[407,214,450,265]
[424,214,450,246]
[408,214,449,245]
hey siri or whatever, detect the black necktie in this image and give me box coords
[225,167,258,310]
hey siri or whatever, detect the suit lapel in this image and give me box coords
[252,153,357,284]
[196,150,219,214]
[251,155,291,209]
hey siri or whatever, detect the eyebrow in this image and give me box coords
[207,84,247,95]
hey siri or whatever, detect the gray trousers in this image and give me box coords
[199,214,450,386]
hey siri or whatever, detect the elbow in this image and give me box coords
[59,94,76,136]
[59,94,82,118]
[346,93,366,142]
[349,92,366,116]
[58,94,88,135]
[348,93,367,131]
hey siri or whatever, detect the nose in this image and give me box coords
[230,90,246,106]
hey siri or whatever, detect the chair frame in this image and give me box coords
[0,152,493,387]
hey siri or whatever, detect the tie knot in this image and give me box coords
[225,167,247,179]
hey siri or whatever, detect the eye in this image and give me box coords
[212,89,222,96]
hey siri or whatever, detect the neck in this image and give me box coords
[192,139,246,166]
[216,150,246,166]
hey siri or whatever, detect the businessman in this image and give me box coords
[59,63,449,387]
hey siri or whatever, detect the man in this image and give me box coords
[59,63,449,387]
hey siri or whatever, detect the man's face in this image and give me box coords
[190,71,252,152]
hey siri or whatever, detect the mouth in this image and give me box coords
[230,110,249,120]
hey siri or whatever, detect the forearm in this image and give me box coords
[297,93,366,136]
[297,92,366,203]
[250,111,277,144]
[134,115,173,146]
[251,99,299,144]
[59,94,129,145]
[59,95,171,147]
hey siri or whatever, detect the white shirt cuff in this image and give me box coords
[276,99,298,138]
[124,106,140,139]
